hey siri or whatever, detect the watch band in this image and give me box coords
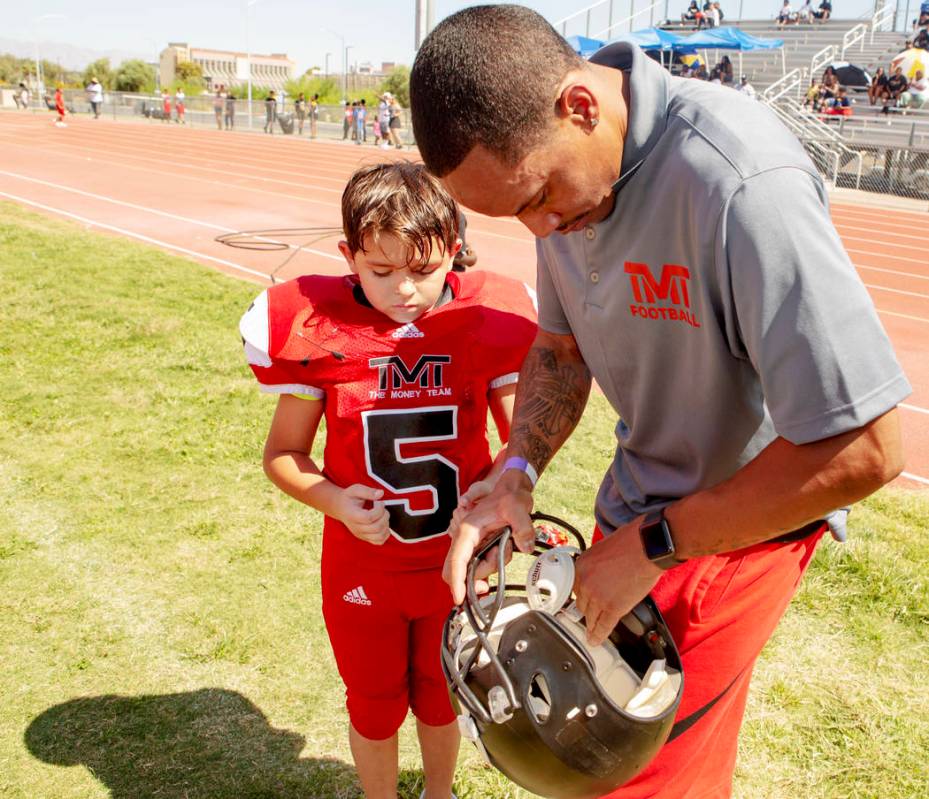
[502,456,539,487]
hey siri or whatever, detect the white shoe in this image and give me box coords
[418,792,457,799]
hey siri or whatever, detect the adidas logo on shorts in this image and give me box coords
[343,586,372,606]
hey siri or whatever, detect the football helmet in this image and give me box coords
[441,513,683,799]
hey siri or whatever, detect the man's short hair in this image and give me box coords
[341,162,459,264]
[410,4,582,177]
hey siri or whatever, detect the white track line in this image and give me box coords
[856,264,929,282]
[0,169,342,261]
[876,308,929,324]
[901,403,929,416]
[0,190,270,282]
[901,471,929,487]
[864,283,929,300]
[847,247,929,266]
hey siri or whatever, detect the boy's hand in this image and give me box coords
[335,484,390,545]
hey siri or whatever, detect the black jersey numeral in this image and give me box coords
[361,407,460,542]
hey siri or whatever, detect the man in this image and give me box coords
[86,76,103,119]
[899,69,928,109]
[736,74,756,98]
[410,6,909,798]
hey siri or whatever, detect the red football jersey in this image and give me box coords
[241,270,538,570]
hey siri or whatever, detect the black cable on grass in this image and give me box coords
[215,226,343,283]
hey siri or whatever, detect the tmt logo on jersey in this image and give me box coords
[368,354,452,400]
[624,261,700,328]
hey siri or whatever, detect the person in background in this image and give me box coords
[777,0,796,25]
[737,74,757,98]
[224,91,236,129]
[174,88,186,124]
[161,88,171,122]
[681,0,701,26]
[868,67,890,106]
[264,90,277,133]
[899,69,928,109]
[377,92,392,149]
[295,92,307,135]
[824,85,852,116]
[883,66,908,112]
[387,95,403,149]
[15,82,30,110]
[355,98,367,144]
[86,76,103,118]
[53,84,67,127]
[797,0,815,23]
[812,0,832,21]
[214,85,226,131]
[310,93,319,138]
[343,100,353,140]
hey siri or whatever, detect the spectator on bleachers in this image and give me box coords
[812,0,832,21]
[899,69,928,109]
[803,78,823,108]
[820,66,839,101]
[883,66,909,113]
[709,68,722,84]
[797,0,815,23]
[777,0,796,26]
[824,86,852,116]
[718,55,734,83]
[917,4,929,27]
[914,28,929,49]
[868,67,890,105]
[682,0,701,26]
[737,75,757,98]
[706,1,722,27]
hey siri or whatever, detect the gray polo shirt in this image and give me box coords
[536,42,911,533]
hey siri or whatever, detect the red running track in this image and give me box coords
[1,112,926,490]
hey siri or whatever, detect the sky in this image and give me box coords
[9,0,881,74]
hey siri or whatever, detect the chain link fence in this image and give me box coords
[1,87,416,146]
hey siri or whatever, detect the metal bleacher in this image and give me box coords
[663,13,928,195]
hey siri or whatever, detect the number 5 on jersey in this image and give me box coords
[362,407,460,542]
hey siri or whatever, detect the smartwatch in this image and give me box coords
[639,507,685,570]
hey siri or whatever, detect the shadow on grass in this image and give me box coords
[24,688,362,798]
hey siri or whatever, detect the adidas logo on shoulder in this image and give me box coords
[343,586,372,606]
[391,322,424,339]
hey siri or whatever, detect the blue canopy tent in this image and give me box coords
[566,35,606,57]
[568,26,785,74]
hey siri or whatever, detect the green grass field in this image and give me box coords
[1,201,927,799]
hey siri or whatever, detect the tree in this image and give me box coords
[82,58,114,89]
[380,65,410,108]
[114,59,156,93]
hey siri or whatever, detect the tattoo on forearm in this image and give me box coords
[511,346,591,474]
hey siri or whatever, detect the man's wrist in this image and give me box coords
[498,463,536,491]
[501,456,539,488]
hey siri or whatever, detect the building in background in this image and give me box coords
[159,43,295,93]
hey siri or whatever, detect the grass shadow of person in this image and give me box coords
[24,687,362,798]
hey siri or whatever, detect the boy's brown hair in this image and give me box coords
[341,161,459,267]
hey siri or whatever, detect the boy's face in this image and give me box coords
[339,232,460,324]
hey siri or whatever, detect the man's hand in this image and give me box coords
[333,484,390,545]
[573,517,663,646]
[443,470,535,604]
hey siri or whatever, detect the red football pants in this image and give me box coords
[594,525,824,799]
[321,547,456,740]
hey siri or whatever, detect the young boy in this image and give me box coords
[53,85,66,127]
[239,162,537,799]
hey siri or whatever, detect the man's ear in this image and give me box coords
[556,80,600,130]
[337,240,358,273]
